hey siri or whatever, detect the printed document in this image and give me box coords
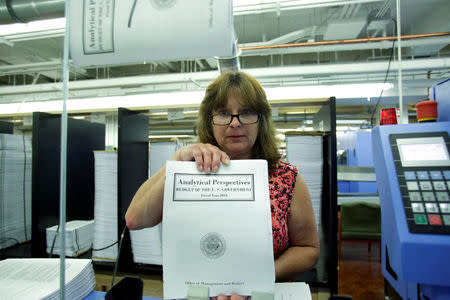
[70,0,234,67]
[162,160,275,299]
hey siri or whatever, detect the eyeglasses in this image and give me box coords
[210,112,261,125]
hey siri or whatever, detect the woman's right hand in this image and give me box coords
[172,143,230,173]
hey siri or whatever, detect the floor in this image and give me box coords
[338,240,385,300]
[94,240,386,300]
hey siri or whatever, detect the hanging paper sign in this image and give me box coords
[70,0,234,67]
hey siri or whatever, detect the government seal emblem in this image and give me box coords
[200,232,226,259]
[150,0,177,10]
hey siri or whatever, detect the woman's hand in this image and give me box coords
[212,294,248,300]
[172,143,230,173]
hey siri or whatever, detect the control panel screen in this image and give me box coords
[397,137,450,167]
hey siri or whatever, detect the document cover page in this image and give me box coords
[70,0,234,67]
[162,160,275,299]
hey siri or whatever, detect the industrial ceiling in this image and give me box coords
[0,0,449,139]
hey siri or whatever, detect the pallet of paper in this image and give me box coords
[0,258,95,300]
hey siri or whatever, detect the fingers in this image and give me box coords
[173,143,230,174]
[231,295,248,300]
[221,153,230,166]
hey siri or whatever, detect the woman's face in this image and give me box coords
[211,94,259,159]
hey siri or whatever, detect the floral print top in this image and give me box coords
[269,160,298,257]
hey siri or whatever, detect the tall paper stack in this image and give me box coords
[0,134,32,249]
[129,142,179,266]
[92,151,118,261]
[286,135,323,236]
[93,142,189,265]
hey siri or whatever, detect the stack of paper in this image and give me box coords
[0,133,32,250]
[275,282,312,300]
[0,258,95,300]
[46,220,94,257]
[129,225,163,265]
[93,142,187,265]
[149,141,179,176]
[92,151,118,261]
[286,135,323,236]
[129,142,179,266]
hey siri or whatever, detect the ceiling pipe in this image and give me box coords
[148,114,315,136]
[1,34,447,76]
[240,31,450,51]
[149,128,196,136]
[0,0,65,24]
[0,57,448,97]
[239,35,450,56]
[240,28,313,48]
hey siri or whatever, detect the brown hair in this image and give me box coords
[197,71,281,172]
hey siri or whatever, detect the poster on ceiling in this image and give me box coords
[69,0,234,67]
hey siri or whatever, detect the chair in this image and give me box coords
[338,201,381,265]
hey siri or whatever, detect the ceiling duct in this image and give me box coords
[217,38,241,73]
[0,0,64,24]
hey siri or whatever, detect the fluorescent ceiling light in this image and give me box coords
[0,18,65,36]
[0,90,205,116]
[0,82,391,116]
[336,125,362,131]
[266,83,393,100]
[336,119,369,124]
[149,109,199,116]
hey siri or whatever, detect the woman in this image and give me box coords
[125,71,319,299]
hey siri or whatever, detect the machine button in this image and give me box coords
[406,181,419,190]
[417,171,429,180]
[425,203,439,213]
[433,181,446,190]
[443,170,450,180]
[428,214,442,225]
[436,192,449,202]
[439,203,450,213]
[419,181,433,191]
[422,192,436,201]
[411,203,425,213]
[442,215,450,226]
[430,171,443,180]
[404,171,416,180]
[414,214,427,224]
[409,192,422,201]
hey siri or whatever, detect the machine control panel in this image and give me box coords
[390,132,450,234]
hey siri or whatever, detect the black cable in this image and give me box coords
[49,224,60,257]
[5,0,25,23]
[111,225,128,288]
[365,18,397,128]
[22,134,28,240]
[0,237,20,246]
[91,240,119,252]
[74,228,80,254]
[50,223,118,257]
